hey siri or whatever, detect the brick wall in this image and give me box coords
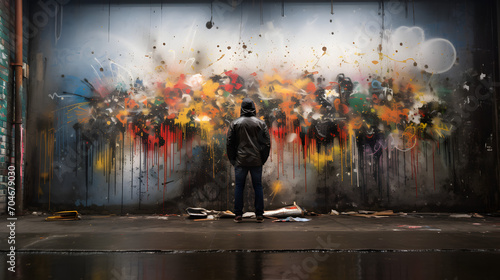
[0,0,14,207]
[0,0,27,212]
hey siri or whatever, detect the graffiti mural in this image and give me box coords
[26,0,499,212]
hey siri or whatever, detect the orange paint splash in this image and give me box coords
[373,104,409,124]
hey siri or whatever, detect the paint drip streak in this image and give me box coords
[433,142,436,190]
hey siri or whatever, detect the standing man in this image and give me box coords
[227,98,271,223]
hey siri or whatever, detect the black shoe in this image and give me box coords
[234,216,242,223]
[256,216,264,223]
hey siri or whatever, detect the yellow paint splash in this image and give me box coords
[311,150,331,172]
[201,79,220,98]
[270,180,283,202]
[431,118,452,138]
[175,107,193,127]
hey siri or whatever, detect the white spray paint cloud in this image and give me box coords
[385,26,456,74]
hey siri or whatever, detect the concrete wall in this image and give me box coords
[24,0,500,213]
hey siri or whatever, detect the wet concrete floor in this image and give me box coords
[2,251,500,280]
[1,214,499,279]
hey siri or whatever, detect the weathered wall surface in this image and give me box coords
[0,0,28,213]
[0,0,14,212]
[25,0,499,213]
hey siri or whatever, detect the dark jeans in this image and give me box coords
[234,165,264,217]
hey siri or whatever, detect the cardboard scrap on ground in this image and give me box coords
[45,211,81,221]
[340,210,404,218]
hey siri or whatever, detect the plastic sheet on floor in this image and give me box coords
[272,217,311,222]
[264,202,305,218]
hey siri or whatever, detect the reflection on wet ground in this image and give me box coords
[2,250,499,280]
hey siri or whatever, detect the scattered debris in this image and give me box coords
[45,211,81,221]
[341,210,404,218]
[472,213,484,218]
[263,202,305,218]
[395,225,441,231]
[450,214,472,218]
[218,210,236,218]
[185,208,236,219]
[186,202,305,220]
[194,215,218,222]
[242,203,305,218]
[186,207,210,219]
[242,212,256,218]
[449,213,485,218]
[183,207,490,222]
[145,216,169,220]
[330,210,340,215]
[407,212,449,218]
[272,217,311,222]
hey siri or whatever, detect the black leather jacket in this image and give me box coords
[227,98,271,167]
